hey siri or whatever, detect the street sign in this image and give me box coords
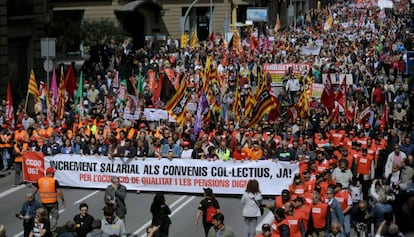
[40,38,56,59]
[43,59,53,72]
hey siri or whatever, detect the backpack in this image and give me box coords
[206,203,217,223]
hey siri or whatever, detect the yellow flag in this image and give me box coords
[190,31,199,49]
[180,33,189,48]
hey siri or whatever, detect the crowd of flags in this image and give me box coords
[6,28,388,133]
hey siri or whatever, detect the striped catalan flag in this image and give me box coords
[164,80,190,125]
[244,89,255,118]
[28,69,39,101]
[247,89,275,127]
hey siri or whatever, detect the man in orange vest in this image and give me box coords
[271,208,290,237]
[308,191,331,237]
[33,167,65,236]
[13,137,28,186]
[0,124,12,171]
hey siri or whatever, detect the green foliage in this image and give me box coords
[48,11,83,53]
[81,19,127,48]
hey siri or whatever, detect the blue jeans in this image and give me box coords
[2,149,10,169]
[372,203,392,228]
[344,214,351,235]
[244,217,257,237]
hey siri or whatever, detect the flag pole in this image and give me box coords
[24,89,29,113]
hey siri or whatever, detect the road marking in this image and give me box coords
[0,185,25,199]
[13,209,66,237]
[74,190,100,204]
[256,211,274,233]
[133,195,196,237]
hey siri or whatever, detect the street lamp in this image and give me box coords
[182,0,199,35]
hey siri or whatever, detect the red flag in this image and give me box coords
[335,76,347,107]
[5,81,14,128]
[207,32,215,50]
[358,105,373,125]
[269,90,280,121]
[380,101,389,131]
[321,73,335,113]
[57,68,66,120]
[64,64,77,97]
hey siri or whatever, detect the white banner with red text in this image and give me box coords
[32,154,299,195]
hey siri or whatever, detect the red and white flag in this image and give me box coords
[5,81,14,128]
[321,73,335,114]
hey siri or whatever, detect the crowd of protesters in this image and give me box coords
[1,0,414,236]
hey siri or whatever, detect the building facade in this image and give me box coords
[1,0,313,102]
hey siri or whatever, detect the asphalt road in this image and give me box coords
[0,171,276,237]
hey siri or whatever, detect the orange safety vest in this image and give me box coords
[286,213,303,237]
[15,129,28,142]
[311,202,329,229]
[334,190,351,212]
[356,154,373,175]
[289,184,306,197]
[13,143,28,162]
[271,219,290,237]
[38,176,58,204]
[0,133,13,148]
[295,205,311,231]
[127,128,136,141]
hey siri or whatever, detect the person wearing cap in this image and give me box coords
[180,141,192,159]
[101,205,125,236]
[195,188,220,237]
[241,179,263,237]
[15,123,28,142]
[293,196,311,234]
[17,193,42,237]
[0,123,12,171]
[207,213,235,237]
[13,136,29,186]
[33,167,65,235]
[270,208,290,237]
[266,189,291,211]
[86,219,109,237]
[38,121,53,141]
[28,136,40,152]
[254,223,272,237]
